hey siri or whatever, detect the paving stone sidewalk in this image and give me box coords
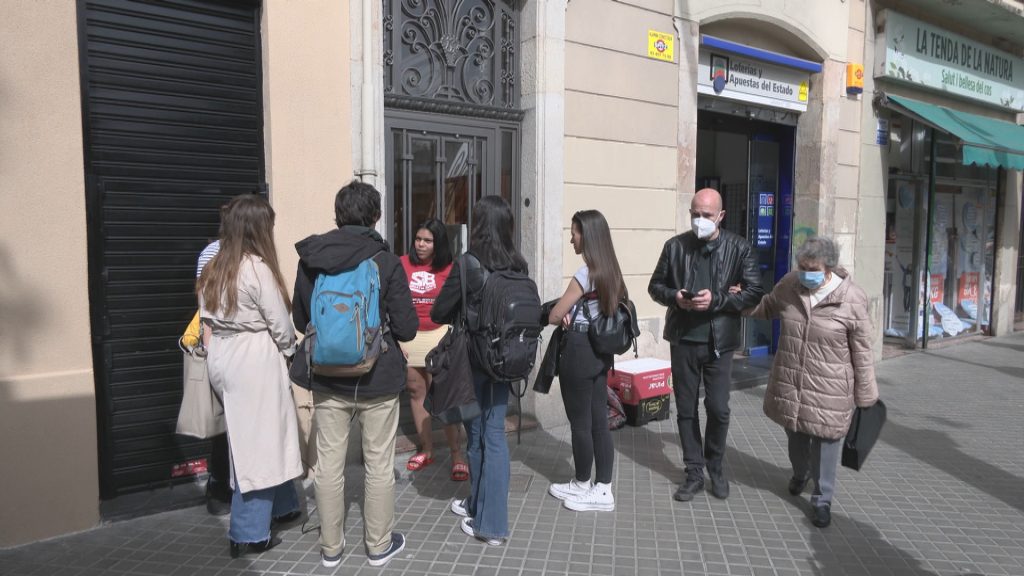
[2,334,1022,576]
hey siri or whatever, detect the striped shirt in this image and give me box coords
[196,240,220,278]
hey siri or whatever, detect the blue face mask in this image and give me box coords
[798,271,826,289]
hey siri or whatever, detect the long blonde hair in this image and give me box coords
[197,195,291,316]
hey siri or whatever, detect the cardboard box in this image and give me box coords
[608,358,672,405]
[625,395,671,427]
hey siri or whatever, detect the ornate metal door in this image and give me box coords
[386,112,518,256]
[383,0,522,256]
[383,0,520,116]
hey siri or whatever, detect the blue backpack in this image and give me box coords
[307,252,386,377]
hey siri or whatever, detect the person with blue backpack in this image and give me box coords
[430,196,541,547]
[291,180,418,568]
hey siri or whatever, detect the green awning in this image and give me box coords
[884,94,1024,171]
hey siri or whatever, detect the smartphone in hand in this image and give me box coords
[680,289,695,300]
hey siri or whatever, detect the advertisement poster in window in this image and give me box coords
[886,181,917,337]
[956,192,983,325]
[756,192,774,250]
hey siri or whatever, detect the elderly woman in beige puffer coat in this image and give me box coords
[745,236,878,529]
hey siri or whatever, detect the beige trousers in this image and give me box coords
[312,390,399,557]
[291,384,317,476]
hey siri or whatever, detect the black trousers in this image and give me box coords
[670,343,734,475]
[559,331,614,484]
[208,432,232,500]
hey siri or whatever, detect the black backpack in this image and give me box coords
[463,254,543,383]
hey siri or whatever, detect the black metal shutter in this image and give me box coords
[78,0,264,498]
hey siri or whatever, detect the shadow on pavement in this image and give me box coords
[510,424,574,486]
[922,350,1024,381]
[611,423,684,485]
[404,423,575,504]
[978,338,1024,354]
[880,418,1024,514]
[727,447,942,576]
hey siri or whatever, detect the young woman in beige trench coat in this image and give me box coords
[198,194,303,558]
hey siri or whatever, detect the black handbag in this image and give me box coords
[425,325,479,424]
[424,261,481,425]
[581,296,640,357]
[841,399,887,471]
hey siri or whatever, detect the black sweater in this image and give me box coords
[430,256,487,327]
[292,227,417,397]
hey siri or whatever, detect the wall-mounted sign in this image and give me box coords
[846,63,864,95]
[755,192,775,249]
[877,11,1024,111]
[648,30,674,62]
[697,49,811,112]
[876,118,889,146]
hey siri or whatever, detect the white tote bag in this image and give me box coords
[176,338,226,439]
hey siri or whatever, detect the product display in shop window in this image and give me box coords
[882,189,997,341]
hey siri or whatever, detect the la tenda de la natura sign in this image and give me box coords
[878,11,1024,111]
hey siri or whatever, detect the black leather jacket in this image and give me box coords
[647,229,766,355]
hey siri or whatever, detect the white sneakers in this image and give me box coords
[460,517,503,546]
[451,499,503,546]
[449,498,469,517]
[549,480,615,512]
[548,479,591,501]
[564,482,615,512]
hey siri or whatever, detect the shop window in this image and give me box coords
[883,118,999,344]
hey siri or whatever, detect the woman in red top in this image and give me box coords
[400,219,467,480]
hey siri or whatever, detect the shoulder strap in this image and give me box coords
[572,297,587,324]
[463,252,490,283]
[370,249,391,338]
[458,254,468,329]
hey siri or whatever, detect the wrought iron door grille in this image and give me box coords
[384,0,521,120]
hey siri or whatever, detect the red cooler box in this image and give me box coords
[608,358,672,426]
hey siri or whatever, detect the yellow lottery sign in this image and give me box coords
[648,30,673,62]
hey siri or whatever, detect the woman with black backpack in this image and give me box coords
[545,210,627,512]
[430,196,530,546]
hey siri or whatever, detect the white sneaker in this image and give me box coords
[321,550,342,568]
[564,482,615,512]
[548,479,591,501]
[449,498,469,517]
[460,517,502,546]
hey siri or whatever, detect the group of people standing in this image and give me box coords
[192,181,879,567]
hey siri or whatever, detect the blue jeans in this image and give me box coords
[463,370,510,540]
[228,480,299,543]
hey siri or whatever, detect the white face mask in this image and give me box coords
[691,216,717,240]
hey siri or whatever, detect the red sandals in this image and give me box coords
[406,453,435,471]
[451,461,469,482]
